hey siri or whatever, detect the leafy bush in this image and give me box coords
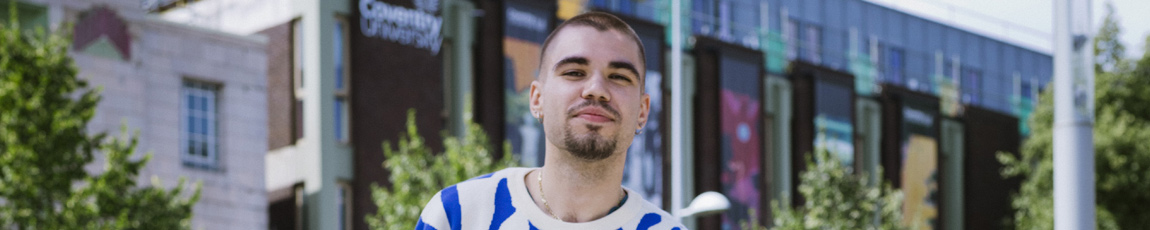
[367,109,519,230]
[743,147,904,230]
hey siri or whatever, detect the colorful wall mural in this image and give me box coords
[719,52,762,230]
[900,96,940,230]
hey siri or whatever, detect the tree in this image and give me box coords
[744,147,905,230]
[0,8,200,229]
[367,110,519,230]
[1094,2,1127,73]
[999,6,1150,229]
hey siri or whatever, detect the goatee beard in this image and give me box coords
[563,125,617,161]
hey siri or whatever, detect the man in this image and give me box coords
[416,12,684,230]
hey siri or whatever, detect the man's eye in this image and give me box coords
[562,71,585,77]
[610,74,633,83]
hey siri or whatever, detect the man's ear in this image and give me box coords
[529,80,544,121]
[637,92,650,129]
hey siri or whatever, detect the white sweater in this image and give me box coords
[417,167,685,230]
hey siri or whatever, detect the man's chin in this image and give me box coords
[563,135,618,161]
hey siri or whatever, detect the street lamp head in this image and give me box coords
[676,191,730,218]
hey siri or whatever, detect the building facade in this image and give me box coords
[156,0,1050,229]
[5,0,269,229]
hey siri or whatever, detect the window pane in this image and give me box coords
[200,117,209,135]
[188,116,196,135]
[334,19,344,91]
[887,48,904,85]
[199,96,208,111]
[186,93,195,112]
[334,98,343,141]
[187,140,196,156]
[962,69,981,104]
[201,141,209,157]
[1021,81,1033,100]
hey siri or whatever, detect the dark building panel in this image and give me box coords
[268,183,303,230]
[693,36,766,230]
[961,106,1021,230]
[475,0,507,160]
[500,0,555,167]
[260,22,295,150]
[788,60,856,207]
[350,0,446,229]
[880,85,942,229]
[692,37,722,230]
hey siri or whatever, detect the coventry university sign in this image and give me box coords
[359,0,443,54]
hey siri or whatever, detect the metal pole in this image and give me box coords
[670,0,684,218]
[1053,0,1095,229]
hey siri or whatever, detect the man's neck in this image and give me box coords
[526,145,627,223]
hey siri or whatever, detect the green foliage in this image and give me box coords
[999,6,1150,229]
[0,9,199,229]
[1094,2,1127,74]
[745,147,905,230]
[367,109,519,230]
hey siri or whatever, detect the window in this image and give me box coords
[692,0,716,36]
[292,18,306,141]
[948,57,960,84]
[885,47,904,85]
[1021,78,1034,101]
[334,16,351,143]
[869,35,881,79]
[784,18,797,60]
[802,24,821,63]
[293,18,305,91]
[335,98,348,142]
[961,68,981,104]
[337,182,353,230]
[334,17,349,94]
[181,80,219,169]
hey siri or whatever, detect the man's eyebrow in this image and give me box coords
[609,61,641,80]
[553,57,588,70]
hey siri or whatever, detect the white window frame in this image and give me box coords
[181,80,220,169]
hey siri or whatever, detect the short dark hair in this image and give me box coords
[538,12,646,85]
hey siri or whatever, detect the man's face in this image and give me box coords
[530,25,650,161]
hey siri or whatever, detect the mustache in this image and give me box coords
[567,99,621,121]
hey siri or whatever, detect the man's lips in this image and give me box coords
[572,107,616,123]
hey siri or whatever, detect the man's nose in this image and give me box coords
[581,72,611,102]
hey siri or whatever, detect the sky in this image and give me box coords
[867,0,1150,58]
[165,0,1150,58]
